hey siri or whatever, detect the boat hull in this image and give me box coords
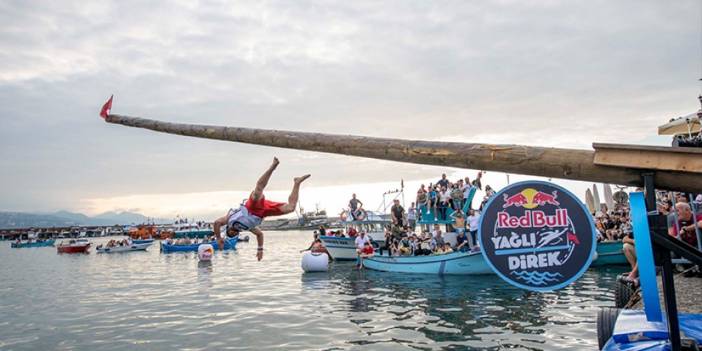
[97,242,152,253]
[319,234,387,261]
[132,239,154,244]
[11,239,55,248]
[57,244,90,254]
[592,241,628,267]
[363,251,494,275]
[160,238,238,253]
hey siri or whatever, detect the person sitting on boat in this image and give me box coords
[357,241,375,270]
[354,231,371,258]
[348,194,364,221]
[213,157,310,261]
[450,183,464,211]
[439,243,454,255]
[399,236,412,256]
[347,226,358,238]
[455,230,469,252]
[407,202,417,231]
[430,225,445,252]
[319,225,326,236]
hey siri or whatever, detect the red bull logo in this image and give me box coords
[503,188,560,209]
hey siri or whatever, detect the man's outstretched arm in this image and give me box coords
[251,227,265,261]
[213,215,228,249]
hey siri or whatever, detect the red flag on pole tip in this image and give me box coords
[100,95,113,119]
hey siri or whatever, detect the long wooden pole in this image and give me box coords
[105,114,701,193]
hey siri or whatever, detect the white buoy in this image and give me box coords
[198,244,214,261]
[301,251,329,272]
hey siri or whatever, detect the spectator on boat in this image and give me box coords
[430,225,445,252]
[455,230,469,252]
[347,227,358,238]
[416,185,429,215]
[390,199,405,228]
[399,236,412,256]
[437,173,449,189]
[442,243,454,254]
[357,241,375,270]
[451,210,466,234]
[438,186,451,221]
[428,184,438,220]
[472,171,483,190]
[407,203,417,231]
[467,209,480,248]
[354,231,371,252]
[450,183,464,211]
[669,202,702,249]
[349,194,364,220]
[319,225,326,236]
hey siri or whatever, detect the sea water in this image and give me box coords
[0,231,625,350]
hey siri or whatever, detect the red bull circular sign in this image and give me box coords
[478,181,596,292]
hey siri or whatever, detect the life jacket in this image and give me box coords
[227,206,262,231]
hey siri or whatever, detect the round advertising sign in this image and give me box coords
[478,181,596,292]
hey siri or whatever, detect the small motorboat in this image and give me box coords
[160,237,238,253]
[57,239,91,254]
[96,242,152,253]
[11,239,55,248]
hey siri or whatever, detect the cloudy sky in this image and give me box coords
[1,1,700,220]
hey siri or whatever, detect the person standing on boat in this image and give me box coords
[407,202,417,231]
[390,199,405,228]
[213,157,310,261]
[467,209,480,249]
[348,194,364,221]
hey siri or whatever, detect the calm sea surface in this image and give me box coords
[0,231,625,350]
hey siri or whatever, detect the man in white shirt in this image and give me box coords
[407,202,417,231]
[355,231,371,251]
[467,209,480,248]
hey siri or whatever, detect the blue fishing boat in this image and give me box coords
[160,237,238,253]
[591,241,628,267]
[362,251,493,275]
[11,239,55,248]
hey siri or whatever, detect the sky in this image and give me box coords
[0,1,700,220]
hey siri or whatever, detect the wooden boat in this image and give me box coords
[160,237,238,253]
[57,239,91,254]
[96,242,152,253]
[11,239,55,248]
[363,240,627,275]
[362,250,493,275]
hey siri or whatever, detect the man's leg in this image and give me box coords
[277,174,311,214]
[251,157,280,201]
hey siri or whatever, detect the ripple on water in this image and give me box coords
[0,232,626,350]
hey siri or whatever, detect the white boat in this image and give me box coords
[96,242,152,253]
[320,211,389,260]
[362,250,493,275]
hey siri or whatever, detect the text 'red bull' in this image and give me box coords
[497,209,569,228]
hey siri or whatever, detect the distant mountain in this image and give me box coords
[0,210,168,229]
[92,211,150,225]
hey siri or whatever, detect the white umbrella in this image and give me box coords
[658,112,701,136]
[603,184,614,213]
[585,189,595,214]
[592,184,602,213]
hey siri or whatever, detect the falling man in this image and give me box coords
[214,157,310,260]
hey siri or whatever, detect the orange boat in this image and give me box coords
[129,224,173,240]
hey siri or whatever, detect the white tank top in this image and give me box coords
[227,206,262,231]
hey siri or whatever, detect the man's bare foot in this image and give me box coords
[271,157,280,169]
[294,174,311,184]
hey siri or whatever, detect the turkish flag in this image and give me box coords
[100,95,113,119]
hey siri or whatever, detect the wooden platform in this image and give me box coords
[593,143,702,174]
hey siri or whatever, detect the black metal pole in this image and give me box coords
[659,249,682,351]
[642,172,681,351]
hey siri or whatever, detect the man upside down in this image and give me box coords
[214,157,310,261]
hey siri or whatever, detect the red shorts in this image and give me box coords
[245,194,286,218]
